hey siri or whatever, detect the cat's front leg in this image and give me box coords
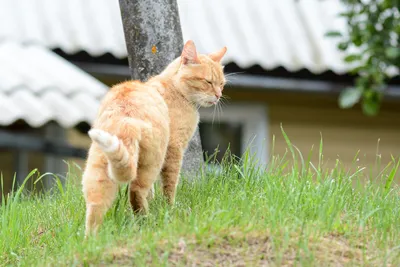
[161,145,184,204]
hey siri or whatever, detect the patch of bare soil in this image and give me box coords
[105,232,391,267]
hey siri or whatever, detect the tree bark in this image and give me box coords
[118,0,203,177]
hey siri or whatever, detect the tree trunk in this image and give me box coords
[118,0,203,177]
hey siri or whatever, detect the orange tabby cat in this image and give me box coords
[82,40,227,236]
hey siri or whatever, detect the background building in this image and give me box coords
[0,0,399,194]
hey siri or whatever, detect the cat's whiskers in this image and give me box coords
[211,95,226,126]
[219,95,228,108]
[221,94,230,101]
[215,103,220,125]
[224,71,244,86]
[225,71,244,77]
[218,95,229,123]
[217,101,223,123]
[225,78,234,86]
[212,103,217,126]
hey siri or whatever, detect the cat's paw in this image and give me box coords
[88,129,119,153]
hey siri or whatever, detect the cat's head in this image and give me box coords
[176,40,227,107]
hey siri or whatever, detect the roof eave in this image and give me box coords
[74,62,400,99]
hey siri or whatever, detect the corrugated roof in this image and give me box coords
[180,0,348,74]
[0,0,349,74]
[0,41,107,127]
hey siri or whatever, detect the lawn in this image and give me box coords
[1,137,400,266]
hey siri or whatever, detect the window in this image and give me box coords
[199,122,242,162]
[199,103,268,166]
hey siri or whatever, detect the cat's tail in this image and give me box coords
[88,119,151,184]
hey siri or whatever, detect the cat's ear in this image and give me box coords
[181,40,200,65]
[208,46,227,62]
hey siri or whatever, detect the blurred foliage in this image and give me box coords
[326,0,400,116]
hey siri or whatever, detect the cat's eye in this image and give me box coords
[206,80,213,85]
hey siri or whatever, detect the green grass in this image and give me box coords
[1,137,400,266]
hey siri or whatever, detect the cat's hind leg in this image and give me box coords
[147,183,155,201]
[82,167,118,237]
[130,165,160,213]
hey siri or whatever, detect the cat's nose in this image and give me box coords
[215,91,222,99]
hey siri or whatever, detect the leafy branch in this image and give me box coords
[326,0,400,116]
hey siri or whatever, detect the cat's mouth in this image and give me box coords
[195,96,219,107]
[205,100,219,106]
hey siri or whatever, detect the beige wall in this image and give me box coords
[269,105,400,167]
[228,90,400,181]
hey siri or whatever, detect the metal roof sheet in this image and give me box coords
[0,0,350,74]
[0,41,107,127]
